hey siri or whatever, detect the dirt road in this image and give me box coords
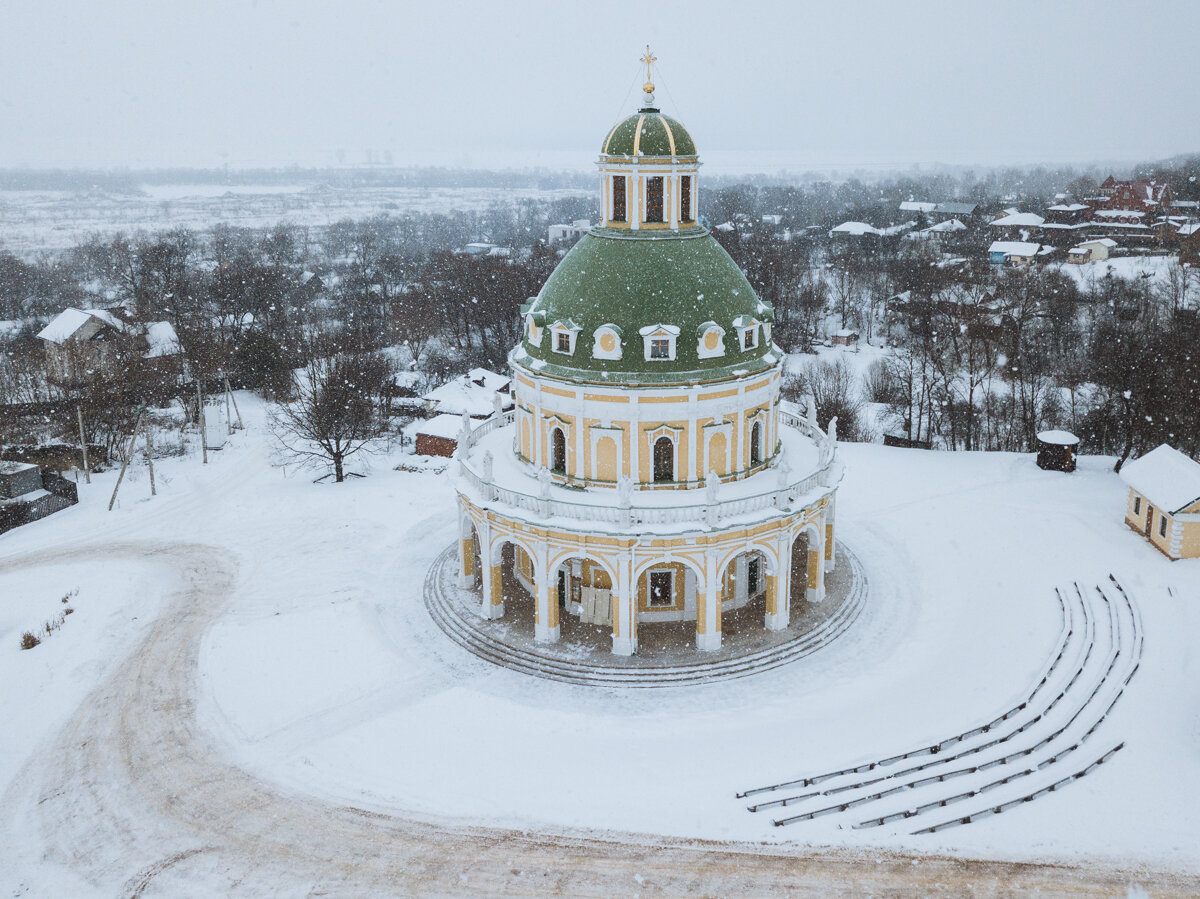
[1,541,1195,896]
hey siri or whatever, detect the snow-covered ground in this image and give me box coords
[0,183,592,256]
[1,393,1197,893]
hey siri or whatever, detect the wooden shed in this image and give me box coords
[414,413,464,458]
[1036,430,1079,472]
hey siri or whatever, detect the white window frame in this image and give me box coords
[640,324,680,361]
[549,320,581,355]
[741,326,759,351]
[647,567,675,607]
[1159,514,1168,538]
[1133,495,1141,516]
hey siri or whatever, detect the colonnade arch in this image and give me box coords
[454,499,833,656]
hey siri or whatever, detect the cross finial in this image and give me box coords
[640,44,657,94]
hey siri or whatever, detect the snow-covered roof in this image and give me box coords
[1068,246,1092,255]
[830,221,881,236]
[144,321,182,358]
[990,212,1045,227]
[415,413,466,440]
[1037,430,1079,446]
[989,241,1041,256]
[0,460,38,475]
[423,371,513,417]
[1095,209,1145,218]
[1178,223,1200,236]
[1048,204,1089,212]
[1082,237,1118,248]
[834,327,858,337]
[924,218,967,233]
[900,201,937,212]
[467,368,510,392]
[1119,444,1200,515]
[36,307,125,344]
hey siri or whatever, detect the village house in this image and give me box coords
[1178,222,1200,264]
[422,368,512,419]
[36,307,185,385]
[1119,444,1200,560]
[547,220,591,245]
[1098,177,1173,213]
[989,240,1043,266]
[1067,238,1117,264]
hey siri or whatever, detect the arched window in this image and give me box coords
[551,427,566,474]
[645,176,664,223]
[612,176,626,222]
[751,421,763,464]
[653,436,674,482]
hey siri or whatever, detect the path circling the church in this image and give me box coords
[2,540,1196,896]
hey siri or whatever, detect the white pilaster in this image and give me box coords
[533,541,559,643]
[698,550,721,651]
[824,496,837,572]
[806,523,826,603]
[612,552,637,655]
[766,536,790,631]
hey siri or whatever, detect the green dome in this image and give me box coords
[601,109,696,158]
[516,229,775,384]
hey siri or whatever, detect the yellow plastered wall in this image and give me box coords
[596,436,618,481]
[707,431,728,477]
[1180,521,1200,558]
[638,561,687,612]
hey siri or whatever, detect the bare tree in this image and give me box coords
[271,351,394,482]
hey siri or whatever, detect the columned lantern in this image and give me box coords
[452,48,844,658]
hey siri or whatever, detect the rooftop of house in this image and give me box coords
[989,240,1041,256]
[1119,444,1200,515]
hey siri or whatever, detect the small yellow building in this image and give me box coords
[1119,444,1200,560]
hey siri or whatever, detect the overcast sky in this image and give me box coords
[3,1,1199,174]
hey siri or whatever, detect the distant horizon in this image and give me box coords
[3,2,1199,176]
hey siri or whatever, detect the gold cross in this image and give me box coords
[640,45,657,87]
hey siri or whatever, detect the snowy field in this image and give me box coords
[1,393,1198,894]
[0,183,592,256]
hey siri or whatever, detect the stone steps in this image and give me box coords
[737,577,1142,832]
[423,542,867,688]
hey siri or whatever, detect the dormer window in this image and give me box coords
[732,315,760,352]
[550,319,581,355]
[639,323,679,361]
[592,324,624,360]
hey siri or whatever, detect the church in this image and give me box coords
[452,51,843,656]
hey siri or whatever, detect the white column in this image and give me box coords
[697,550,721,651]
[630,170,641,230]
[669,172,679,229]
[687,389,698,483]
[630,402,641,483]
[734,554,749,604]
[479,540,505,621]
[534,542,559,643]
[612,552,637,655]
[824,495,837,572]
[575,389,585,480]
[807,524,826,603]
[766,536,790,630]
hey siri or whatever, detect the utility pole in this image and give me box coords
[76,405,90,484]
[145,423,156,496]
[108,409,145,511]
[225,375,243,429]
[222,370,233,435]
[197,379,208,464]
